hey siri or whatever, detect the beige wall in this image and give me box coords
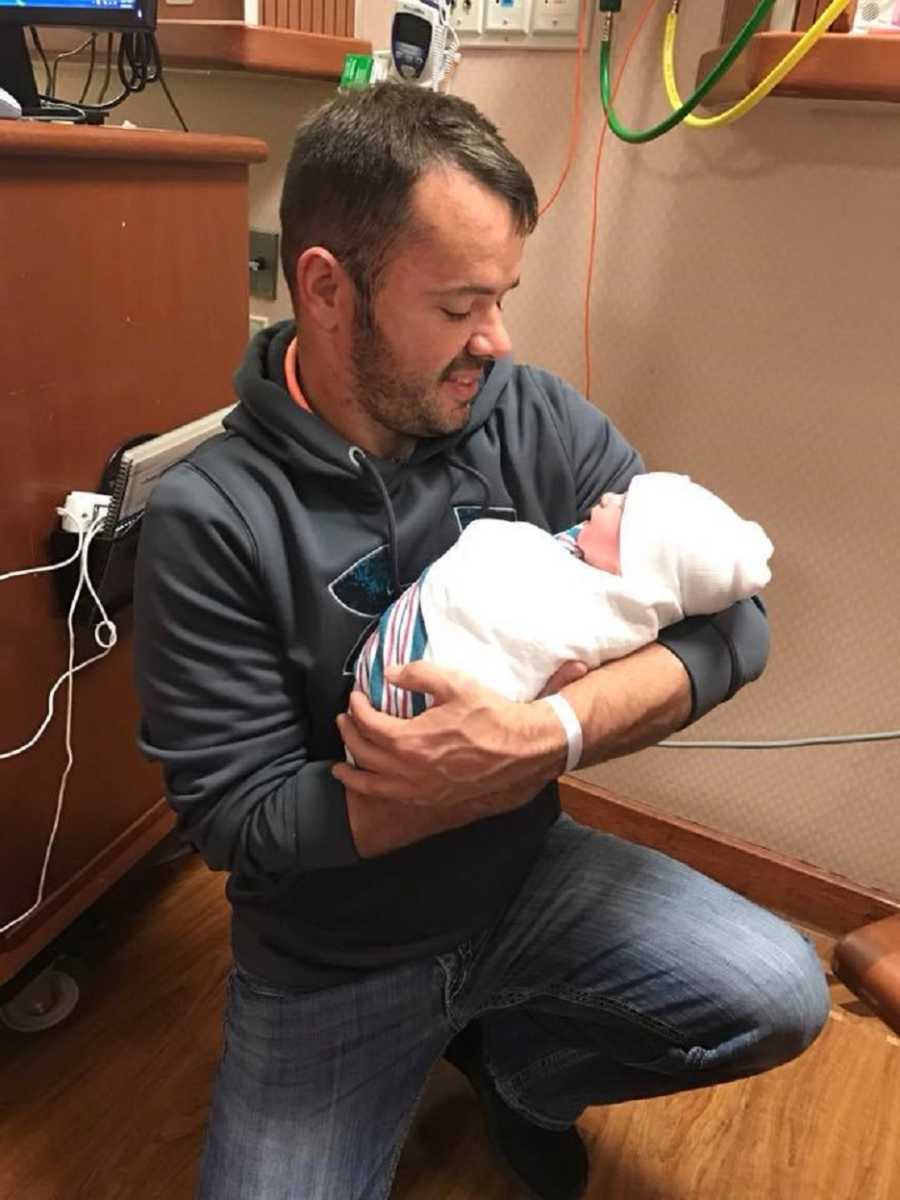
[58,2,900,896]
[51,63,334,325]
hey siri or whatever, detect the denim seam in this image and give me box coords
[485,1052,580,1133]
[552,984,696,1047]
[483,984,696,1049]
[506,1047,587,1087]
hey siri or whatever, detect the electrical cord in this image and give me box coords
[0,511,117,937]
[38,32,189,131]
[78,33,97,106]
[584,0,657,401]
[0,514,116,763]
[28,27,52,95]
[540,0,589,217]
[50,34,93,96]
[598,0,775,144]
[660,728,900,750]
[156,68,189,133]
[96,33,114,104]
[663,0,853,129]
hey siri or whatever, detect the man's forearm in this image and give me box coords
[533,642,692,777]
[567,641,692,767]
[346,779,541,859]
[334,647,692,824]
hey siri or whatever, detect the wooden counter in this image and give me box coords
[0,123,267,988]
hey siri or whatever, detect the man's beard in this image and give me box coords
[349,307,486,440]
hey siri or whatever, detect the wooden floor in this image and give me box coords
[2,853,898,1200]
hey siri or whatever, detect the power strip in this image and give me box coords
[59,491,111,535]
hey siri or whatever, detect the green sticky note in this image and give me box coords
[341,54,374,90]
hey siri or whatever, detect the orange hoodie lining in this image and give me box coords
[284,337,312,414]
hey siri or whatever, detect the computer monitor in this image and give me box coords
[0,0,157,112]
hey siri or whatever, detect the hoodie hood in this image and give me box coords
[226,320,513,492]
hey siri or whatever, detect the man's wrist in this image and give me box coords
[541,694,583,772]
[553,643,692,769]
[523,699,570,779]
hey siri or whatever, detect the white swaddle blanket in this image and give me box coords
[417,473,773,703]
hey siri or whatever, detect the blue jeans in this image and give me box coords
[198,815,830,1200]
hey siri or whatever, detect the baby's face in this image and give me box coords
[576,493,624,574]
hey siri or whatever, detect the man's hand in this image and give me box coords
[332,661,573,808]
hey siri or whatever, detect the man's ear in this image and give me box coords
[294,247,354,333]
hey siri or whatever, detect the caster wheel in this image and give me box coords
[0,962,81,1032]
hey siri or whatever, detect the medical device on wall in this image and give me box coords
[852,0,900,32]
[390,0,460,89]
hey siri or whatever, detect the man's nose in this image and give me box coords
[468,306,512,360]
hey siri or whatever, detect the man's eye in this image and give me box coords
[442,309,472,321]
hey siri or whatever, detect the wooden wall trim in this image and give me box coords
[0,802,175,986]
[559,776,900,937]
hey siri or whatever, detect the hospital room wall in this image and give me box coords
[358,1,900,899]
[69,0,899,896]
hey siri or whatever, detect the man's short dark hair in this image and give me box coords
[279,83,538,305]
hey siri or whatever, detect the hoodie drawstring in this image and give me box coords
[348,447,495,598]
[349,446,402,597]
[446,456,492,518]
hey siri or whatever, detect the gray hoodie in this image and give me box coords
[133,320,769,989]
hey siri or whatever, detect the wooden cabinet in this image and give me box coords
[698,31,900,106]
[0,122,267,988]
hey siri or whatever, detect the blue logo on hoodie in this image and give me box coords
[330,505,517,675]
[329,545,396,676]
[329,543,395,619]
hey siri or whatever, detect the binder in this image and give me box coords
[49,404,234,625]
[102,404,234,534]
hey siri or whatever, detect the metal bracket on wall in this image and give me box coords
[249,229,279,301]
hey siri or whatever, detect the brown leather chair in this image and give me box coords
[832,913,900,1035]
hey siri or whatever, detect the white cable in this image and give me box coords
[0,511,86,583]
[0,514,116,760]
[659,729,900,751]
[0,511,117,936]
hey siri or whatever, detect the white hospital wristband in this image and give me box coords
[542,694,583,773]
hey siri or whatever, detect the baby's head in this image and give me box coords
[578,473,773,614]
[576,493,625,573]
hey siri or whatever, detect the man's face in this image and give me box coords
[347,166,525,442]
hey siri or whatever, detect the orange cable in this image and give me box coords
[583,0,658,400]
[539,0,588,217]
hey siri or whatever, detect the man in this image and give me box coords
[133,84,829,1200]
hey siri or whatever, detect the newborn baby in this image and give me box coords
[355,472,773,716]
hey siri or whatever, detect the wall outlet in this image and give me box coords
[249,229,279,301]
[485,0,528,33]
[451,0,483,33]
[530,0,582,35]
